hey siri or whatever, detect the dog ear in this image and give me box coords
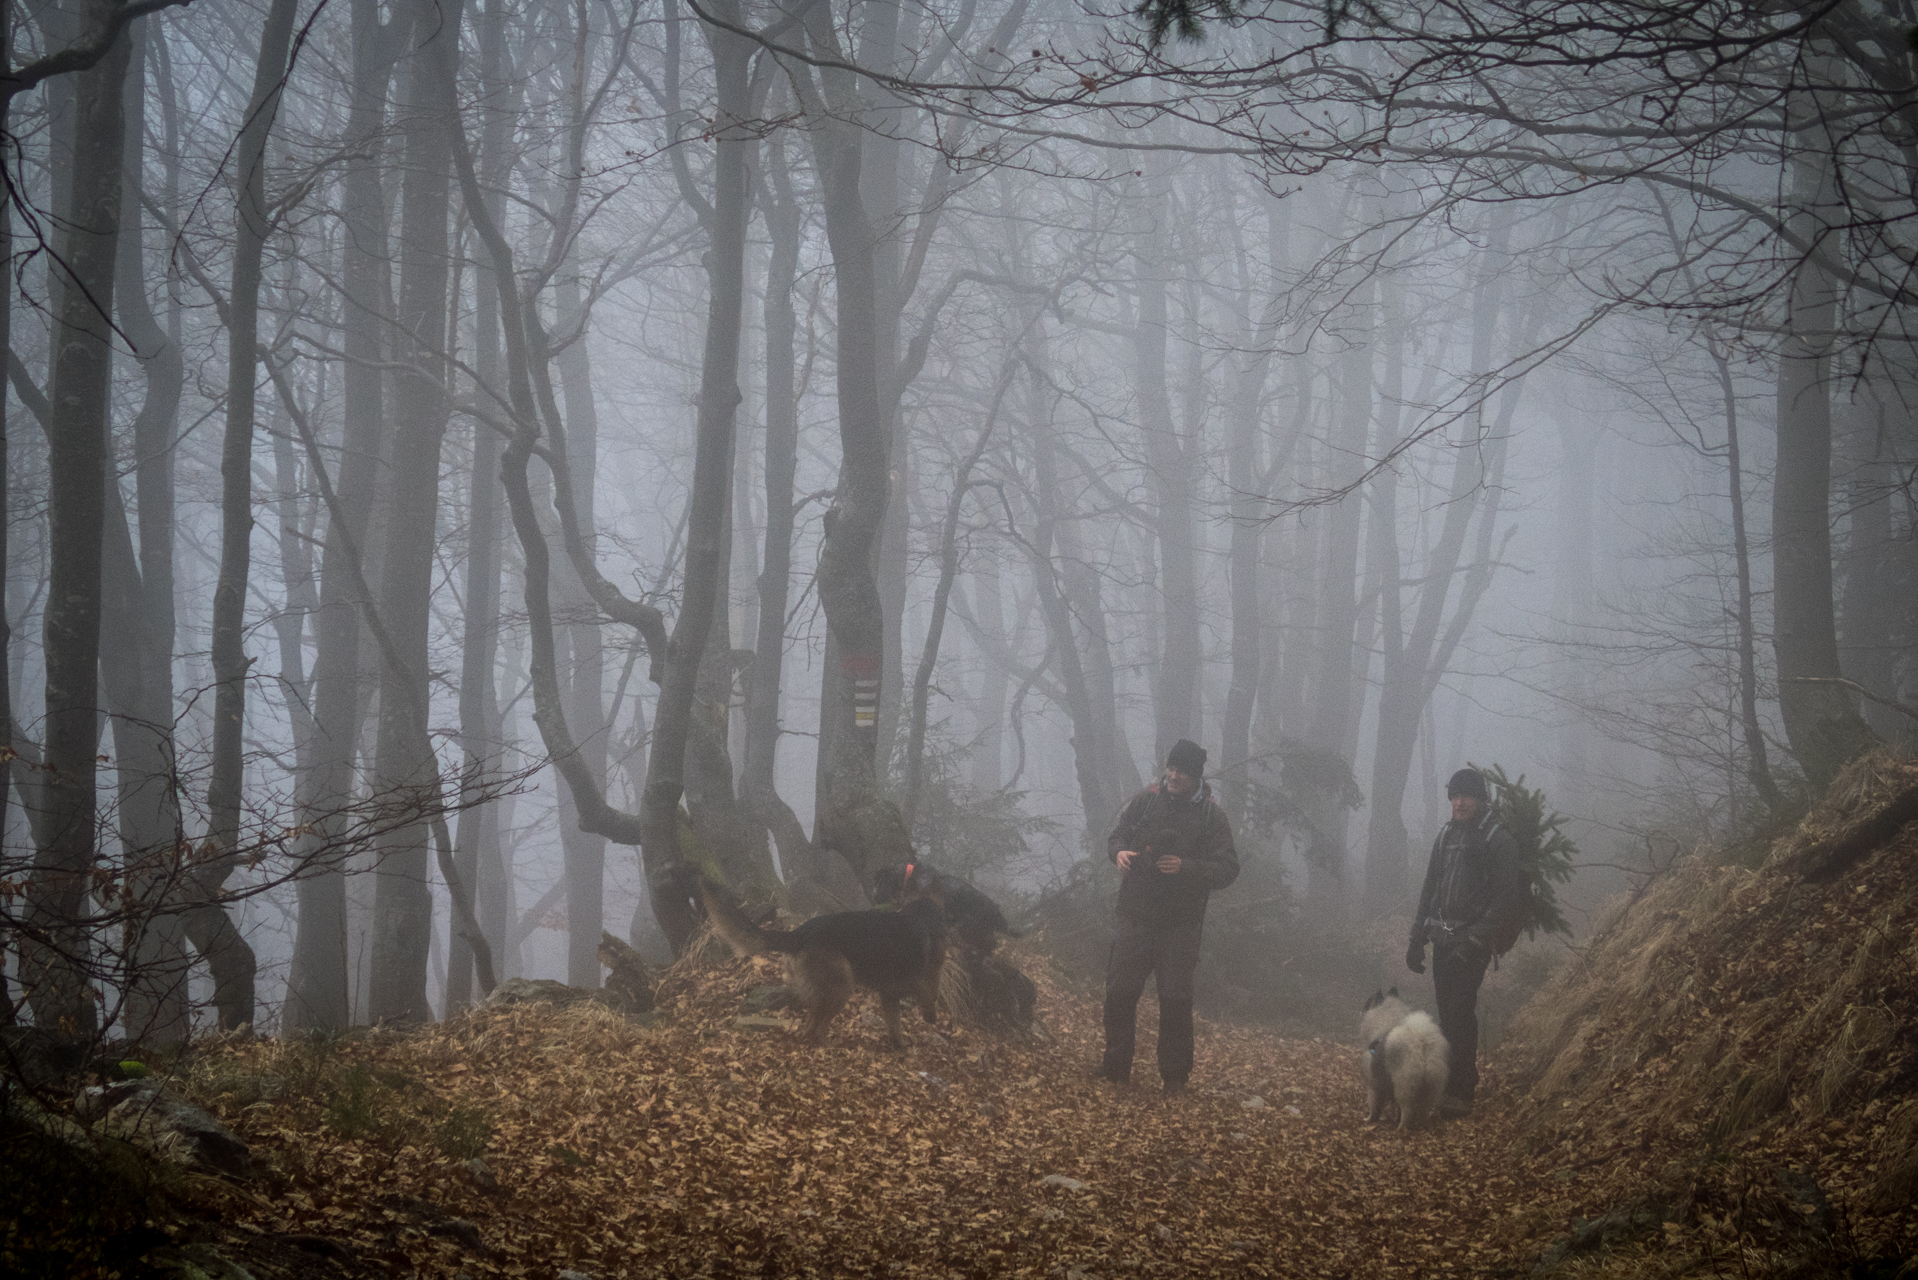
[1387,986,1399,998]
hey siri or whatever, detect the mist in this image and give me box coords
[1,0,1907,1043]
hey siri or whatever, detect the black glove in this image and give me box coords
[1405,941,1426,974]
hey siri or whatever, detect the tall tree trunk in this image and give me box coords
[1773,86,1877,785]
[199,0,297,1034]
[23,1,131,1038]
[857,0,907,785]
[1133,169,1201,757]
[1837,383,1900,742]
[1221,201,1283,821]
[370,0,463,1024]
[1297,267,1373,881]
[553,261,609,985]
[448,0,510,1012]
[1715,346,1779,805]
[0,4,13,1021]
[791,0,914,883]
[968,556,1008,794]
[1221,366,1266,825]
[106,19,191,1044]
[740,136,821,895]
[633,0,755,944]
[287,0,397,1032]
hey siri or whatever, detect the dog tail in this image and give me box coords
[698,880,798,958]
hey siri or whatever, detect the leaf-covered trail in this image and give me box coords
[192,954,1577,1278]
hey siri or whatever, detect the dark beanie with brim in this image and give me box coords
[1446,768,1489,801]
[1166,739,1208,776]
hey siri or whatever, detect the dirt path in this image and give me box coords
[186,958,1576,1279]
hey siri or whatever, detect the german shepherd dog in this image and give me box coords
[700,869,948,1049]
[871,861,1020,953]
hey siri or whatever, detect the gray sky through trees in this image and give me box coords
[1,0,1909,1034]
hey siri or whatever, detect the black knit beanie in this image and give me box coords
[1446,768,1489,802]
[1166,739,1208,776]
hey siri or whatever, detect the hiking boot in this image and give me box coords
[1438,1095,1473,1120]
[1093,1063,1131,1085]
[1162,1078,1188,1098]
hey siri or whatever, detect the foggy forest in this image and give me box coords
[2,0,1915,1275]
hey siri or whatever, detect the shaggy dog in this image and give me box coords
[701,870,947,1049]
[1361,988,1450,1131]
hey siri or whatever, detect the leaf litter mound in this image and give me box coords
[102,760,1918,1277]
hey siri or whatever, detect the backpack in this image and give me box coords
[1481,819,1529,957]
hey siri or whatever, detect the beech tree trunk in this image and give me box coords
[287,0,399,1032]
[370,0,463,1024]
[790,0,913,884]
[1220,202,1283,823]
[23,0,131,1039]
[740,134,823,896]
[1772,88,1876,786]
[1133,168,1201,758]
[448,0,511,1013]
[198,0,298,1034]
[554,293,610,983]
[634,0,755,945]
[109,21,191,1044]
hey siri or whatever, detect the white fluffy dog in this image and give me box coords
[1360,988,1450,1131]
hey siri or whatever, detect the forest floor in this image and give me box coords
[140,960,1590,1280]
[12,754,1918,1280]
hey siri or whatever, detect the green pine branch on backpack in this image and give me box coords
[1471,762,1578,943]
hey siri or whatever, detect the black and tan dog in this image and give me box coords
[871,860,1020,953]
[699,869,948,1049]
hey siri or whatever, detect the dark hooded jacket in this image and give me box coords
[1409,810,1529,954]
[1106,782,1240,927]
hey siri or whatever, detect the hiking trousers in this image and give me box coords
[1432,940,1492,1102]
[1100,915,1204,1085]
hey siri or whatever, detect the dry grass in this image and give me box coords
[1495,748,1918,1275]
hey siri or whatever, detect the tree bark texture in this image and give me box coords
[791,0,913,884]
[635,0,754,945]
[740,138,821,896]
[287,0,399,1032]
[199,0,297,1033]
[1772,83,1877,787]
[370,0,463,1024]
[24,0,131,1038]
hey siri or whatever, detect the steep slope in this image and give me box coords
[1498,749,1918,1275]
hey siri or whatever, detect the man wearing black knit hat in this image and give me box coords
[1405,767,1530,1118]
[1096,739,1240,1096]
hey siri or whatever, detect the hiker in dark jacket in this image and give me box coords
[1096,739,1240,1096]
[1405,767,1530,1118]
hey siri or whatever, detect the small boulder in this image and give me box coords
[485,978,590,1009]
[596,932,656,1015]
[78,1080,251,1178]
[1039,1174,1089,1192]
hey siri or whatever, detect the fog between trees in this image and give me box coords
[1,0,1909,1040]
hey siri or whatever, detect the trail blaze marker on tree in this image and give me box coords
[844,654,881,730]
